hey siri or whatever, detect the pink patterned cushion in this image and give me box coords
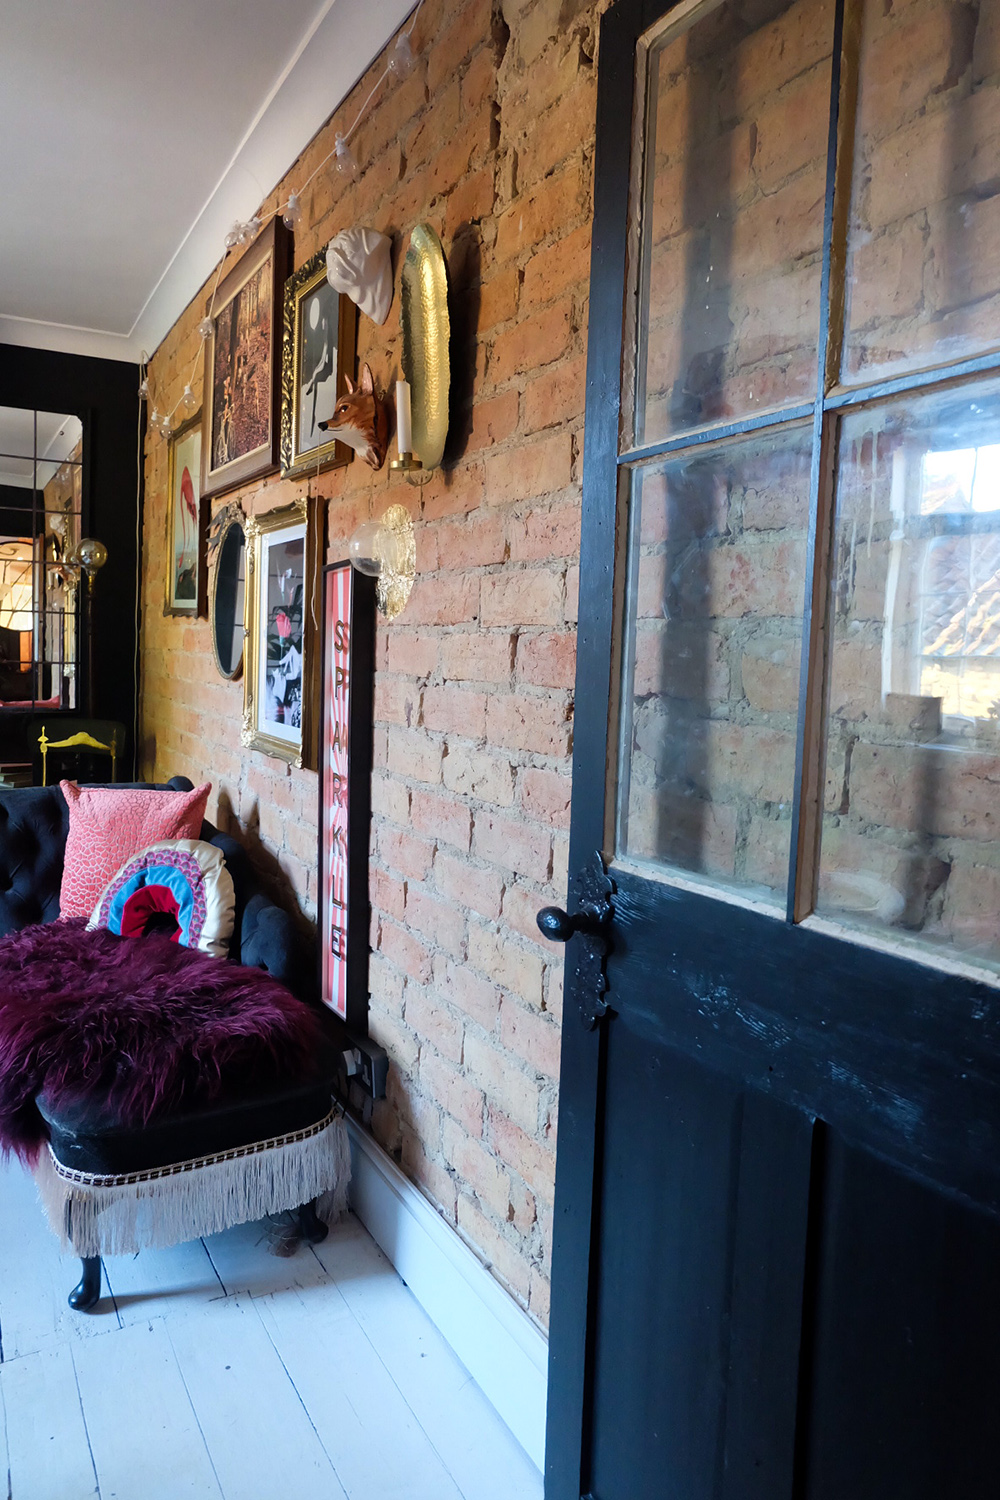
[58,781,211,920]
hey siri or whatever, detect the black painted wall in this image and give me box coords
[0,343,143,771]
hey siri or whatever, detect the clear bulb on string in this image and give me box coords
[388,31,416,78]
[182,385,197,413]
[149,407,161,428]
[347,520,382,577]
[282,192,301,230]
[333,133,358,179]
[225,223,241,249]
[244,216,261,240]
[197,316,213,340]
[137,374,149,399]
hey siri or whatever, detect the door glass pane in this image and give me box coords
[634,0,832,447]
[842,0,1000,384]
[819,380,1000,971]
[618,425,811,903]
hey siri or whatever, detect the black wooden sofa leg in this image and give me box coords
[298,1199,328,1244]
[68,1256,102,1312]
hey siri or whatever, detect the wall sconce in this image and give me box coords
[393,223,450,477]
[348,505,415,620]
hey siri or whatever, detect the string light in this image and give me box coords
[138,3,425,436]
[333,133,358,179]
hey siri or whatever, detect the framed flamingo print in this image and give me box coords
[165,413,205,616]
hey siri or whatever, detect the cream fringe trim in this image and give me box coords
[34,1107,352,1258]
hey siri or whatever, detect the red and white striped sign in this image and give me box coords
[321,564,351,1015]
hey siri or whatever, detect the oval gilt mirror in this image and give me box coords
[211,515,245,680]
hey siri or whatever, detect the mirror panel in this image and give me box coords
[212,517,246,680]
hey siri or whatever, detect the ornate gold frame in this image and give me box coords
[242,498,322,768]
[280,250,357,479]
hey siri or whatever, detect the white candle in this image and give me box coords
[395,379,413,456]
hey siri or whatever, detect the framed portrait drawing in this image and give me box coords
[201,218,291,500]
[242,498,322,768]
[164,413,205,616]
[280,250,357,478]
[318,561,374,1024]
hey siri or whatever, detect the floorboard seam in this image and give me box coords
[162,1322,226,1500]
[246,1290,352,1496]
[306,1241,474,1499]
[68,1344,102,1499]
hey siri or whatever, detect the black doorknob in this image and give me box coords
[536,906,580,941]
[537,904,613,942]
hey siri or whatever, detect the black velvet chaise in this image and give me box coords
[0,777,348,1311]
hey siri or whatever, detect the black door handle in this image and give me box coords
[535,854,615,1029]
[537,905,605,942]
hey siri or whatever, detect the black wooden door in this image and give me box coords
[543,1,1000,1497]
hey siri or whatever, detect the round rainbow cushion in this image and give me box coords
[88,840,236,958]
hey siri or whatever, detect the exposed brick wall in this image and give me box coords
[141,0,606,1326]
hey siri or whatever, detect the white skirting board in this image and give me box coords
[345,1116,548,1472]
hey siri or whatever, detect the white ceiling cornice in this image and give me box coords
[0,0,414,366]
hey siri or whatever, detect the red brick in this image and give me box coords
[485,691,572,756]
[516,629,577,688]
[473,807,552,881]
[404,572,479,626]
[379,825,435,881]
[519,766,572,827]
[500,998,561,1080]
[464,1032,542,1133]
[490,300,572,387]
[387,726,444,786]
[440,630,514,685]
[442,743,516,805]
[484,432,574,507]
[434,850,504,920]
[420,1049,485,1136]
[522,224,592,308]
[405,982,464,1060]
[495,163,586,263]
[442,1118,511,1216]
[410,787,473,852]
[434,954,503,1028]
[375,674,421,727]
[481,566,564,628]
[489,1110,556,1202]
[507,498,581,564]
[379,918,434,984]
[422,683,488,738]
[386,631,438,678]
[523,354,587,434]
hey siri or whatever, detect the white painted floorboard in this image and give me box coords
[0,1155,543,1500]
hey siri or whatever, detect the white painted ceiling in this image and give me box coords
[0,0,413,364]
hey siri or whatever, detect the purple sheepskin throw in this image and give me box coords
[0,919,323,1161]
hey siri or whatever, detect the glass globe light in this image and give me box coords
[388,31,416,78]
[244,216,261,240]
[347,519,383,577]
[197,316,213,340]
[225,223,241,249]
[333,133,358,179]
[149,407,161,428]
[282,192,301,230]
[137,374,149,399]
[182,384,197,412]
[76,537,108,580]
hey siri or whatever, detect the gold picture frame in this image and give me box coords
[201,218,291,500]
[280,250,357,479]
[164,412,205,616]
[242,498,322,768]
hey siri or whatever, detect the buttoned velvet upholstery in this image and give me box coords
[0,777,302,992]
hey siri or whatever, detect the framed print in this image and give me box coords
[202,218,291,500]
[164,412,205,616]
[319,561,375,1023]
[242,498,322,768]
[280,251,357,478]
